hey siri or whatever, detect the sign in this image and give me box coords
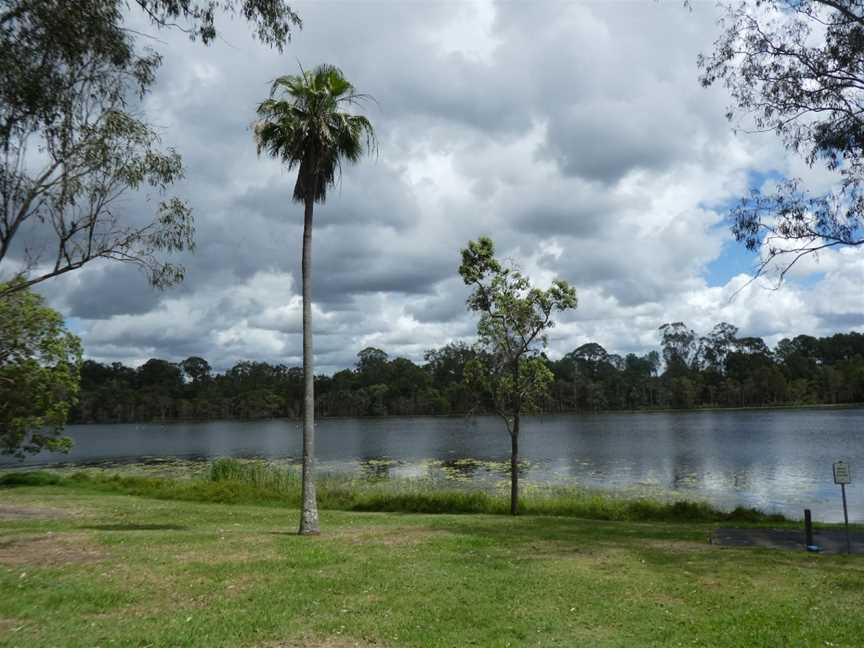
[834,461,852,485]
[833,461,853,554]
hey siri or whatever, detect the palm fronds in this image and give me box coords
[253,64,376,203]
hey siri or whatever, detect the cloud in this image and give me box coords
[13,0,862,373]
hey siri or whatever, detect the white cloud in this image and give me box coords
[23,0,863,371]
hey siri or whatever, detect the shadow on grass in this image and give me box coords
[81,523,188,531]
[425,514,714,553]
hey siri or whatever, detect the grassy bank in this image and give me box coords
[1,482,863,647]
[0,459,789,525]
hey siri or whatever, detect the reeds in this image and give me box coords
[0,459,789,524]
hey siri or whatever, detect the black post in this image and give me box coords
[841,483,851,554]
[804,509,814,548]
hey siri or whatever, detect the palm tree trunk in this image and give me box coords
[299,196,320,535]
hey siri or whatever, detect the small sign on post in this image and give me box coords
[834,461,851,485]
[833,461,852,554]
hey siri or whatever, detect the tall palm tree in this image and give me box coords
[254,64,375,535]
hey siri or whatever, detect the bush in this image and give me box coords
[0,471,62,487]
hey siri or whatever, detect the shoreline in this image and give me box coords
[2,460,860,527]
[67,401,864,426]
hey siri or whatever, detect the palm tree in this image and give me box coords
[254,64,375,535]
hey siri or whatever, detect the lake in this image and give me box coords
[2,408,862,522]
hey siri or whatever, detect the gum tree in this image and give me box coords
[0,1,300,297]
[699,0,864,282]
[254,65,375,535]
[459,237,577,515]
[0,283,82,457]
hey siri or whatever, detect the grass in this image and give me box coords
[1,479,863,648]
[1,459,790,524]
[208,458,793,523]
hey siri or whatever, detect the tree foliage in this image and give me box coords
[459,237,577,514]
[459,237,577,427]
[463,356,554,426]
[130,1,300,48]
[0,0,300,297]
[700,0,864,280]
[254,64,376,204]
[69,324,864,425]
[0,283,82,457]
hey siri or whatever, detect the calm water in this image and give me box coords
[3,409,862,522]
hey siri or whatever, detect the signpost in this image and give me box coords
[833,461,852,554]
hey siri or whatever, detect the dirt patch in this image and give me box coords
[0,504,73,520]
[638,539,715,554]
[514,538,647,563]
[269,637,385,648]
[0,618,25,634]
[168,531,282,565]
[172,546,280,565]
[0,532,105,566]
[512,540,593,560]
[328,525,447,547]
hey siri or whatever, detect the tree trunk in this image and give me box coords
[510,360,522,516]
[299,197,320,535]
[510,412,520,516]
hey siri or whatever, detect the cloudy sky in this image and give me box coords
[30,0,864,372]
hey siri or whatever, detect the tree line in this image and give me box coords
[70,323,864,424]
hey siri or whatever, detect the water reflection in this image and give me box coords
[3,409,862,522]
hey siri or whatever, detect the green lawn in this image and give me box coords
[1,483,863,648]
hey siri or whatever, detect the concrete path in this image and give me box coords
[710,528,864,554]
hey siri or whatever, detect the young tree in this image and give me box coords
[254,65,375,535]
[699,0,864,282]
[0,283,82,457]
[459,237,577,515]
[0,1,300,297]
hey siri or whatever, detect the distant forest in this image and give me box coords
[71,323,864,423]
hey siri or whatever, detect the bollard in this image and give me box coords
[805,509,820,552]
[841,484,852,554]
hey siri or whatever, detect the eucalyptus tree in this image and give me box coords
[0,1,300,298]
[459,237,577,515]
[700,0,864,282]
[254,65,375,535]
[658,322,698,377]
[0,283,82,457]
